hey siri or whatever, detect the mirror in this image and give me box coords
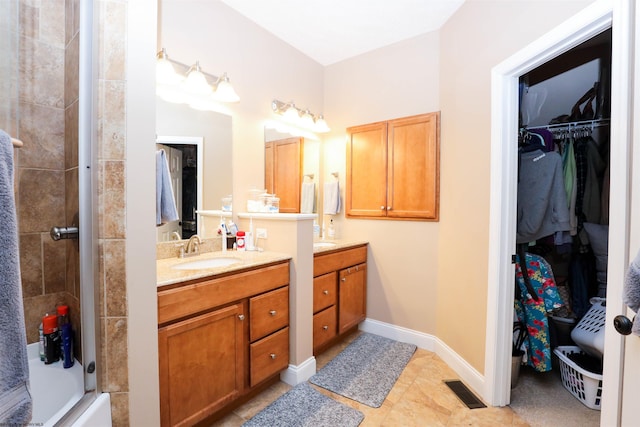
[264,124,320,214]
[156,99,233,241]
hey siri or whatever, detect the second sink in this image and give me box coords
[313,242,337,249]
[172,257,242,270]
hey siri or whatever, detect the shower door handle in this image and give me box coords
[50,225,79,241]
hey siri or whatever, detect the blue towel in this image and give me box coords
[0,130,32,425]
[323,181,341,215]
[156,149,179,225]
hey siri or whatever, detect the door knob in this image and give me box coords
[614,315,634,336]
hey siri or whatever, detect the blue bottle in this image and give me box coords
[61,323,74,369]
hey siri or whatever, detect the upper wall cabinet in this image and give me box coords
[265,137,303,213]
[346,112,440,221]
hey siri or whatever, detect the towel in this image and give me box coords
[323,181,341,215]
[624,248,640,335]
[156,149,179,226]
[0,130,32,425]
[300,182,316,214]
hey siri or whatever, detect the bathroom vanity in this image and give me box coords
[156,252,291,427]
[312,242,368,354]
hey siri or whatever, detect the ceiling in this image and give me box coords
[220,0,465,66]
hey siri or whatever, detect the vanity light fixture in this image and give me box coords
[271,99,330,133]
[155,48,240,108]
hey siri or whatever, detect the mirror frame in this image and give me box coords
[156,135,204,237]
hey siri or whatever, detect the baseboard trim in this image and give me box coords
[280,356,316,386]
[360,318,486,402]
[359,318,436,351]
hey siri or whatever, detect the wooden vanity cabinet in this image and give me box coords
[313,245,367,354]
[158,303,246,427]
[157,261,290,427]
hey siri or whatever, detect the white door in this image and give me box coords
[619,9,640,420]
[486,3,636,426]
[156,143,183,241]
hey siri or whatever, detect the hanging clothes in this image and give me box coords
[514,252,565,372]
[516,149,571,244]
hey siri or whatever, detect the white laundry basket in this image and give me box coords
[570,298,606,359]
[554,346,603,410]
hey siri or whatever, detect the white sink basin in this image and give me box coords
[313,242,337,249]
[172,257,242,270]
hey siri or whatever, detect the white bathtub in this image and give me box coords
[27,343,112,426]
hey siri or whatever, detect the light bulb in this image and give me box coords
[181,62,212,95]
[212,74,240,103]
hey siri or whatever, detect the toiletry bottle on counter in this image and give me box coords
[42,314,59,364]
[328,219,336,239]
[236,231,246,251]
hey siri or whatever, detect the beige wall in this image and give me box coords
[437,0,595,372]
[323,32,441,335]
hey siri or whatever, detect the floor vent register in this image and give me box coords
[444,380,487,409]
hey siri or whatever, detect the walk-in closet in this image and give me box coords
[509,29,611,426]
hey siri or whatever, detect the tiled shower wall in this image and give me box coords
[17,0,81,360]
[97,0,129,425]
[13,0,131,426]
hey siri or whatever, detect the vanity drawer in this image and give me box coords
[313,272,337,313]
[158,261,289,325]
[250,286,289,342]
[250,326,289,387]
[313,305,337,352]
[313,245,367,277]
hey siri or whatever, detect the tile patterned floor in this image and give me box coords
[211,331,529,426]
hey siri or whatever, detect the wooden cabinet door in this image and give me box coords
[158,303,246,427]
[346,113,440,220]
[265,137,302,213]
[346,122,388,217]
[387,112,440,220]
[338,263,367,334]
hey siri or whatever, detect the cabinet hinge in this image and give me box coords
[511,254,517,264]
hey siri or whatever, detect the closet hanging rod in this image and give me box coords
[524,118,609,132]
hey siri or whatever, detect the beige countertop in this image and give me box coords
[156,239,368,287]
[157,250,292,287]
[312,239,368,254]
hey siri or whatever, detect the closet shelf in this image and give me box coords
[523,118,610,132]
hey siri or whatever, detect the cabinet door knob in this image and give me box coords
[380,205,385,210]
[238,314,245,321]
[342,277,346,282]
[270,353,277,359]
[269,310,277,316]
[322,325,329,331]
[323,290,329,295]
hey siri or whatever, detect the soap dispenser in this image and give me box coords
[328,219,336,239]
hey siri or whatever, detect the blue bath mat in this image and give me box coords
[242,382,363,427]
[309,333,417,408]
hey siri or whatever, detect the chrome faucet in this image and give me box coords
[184,234,202,257]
